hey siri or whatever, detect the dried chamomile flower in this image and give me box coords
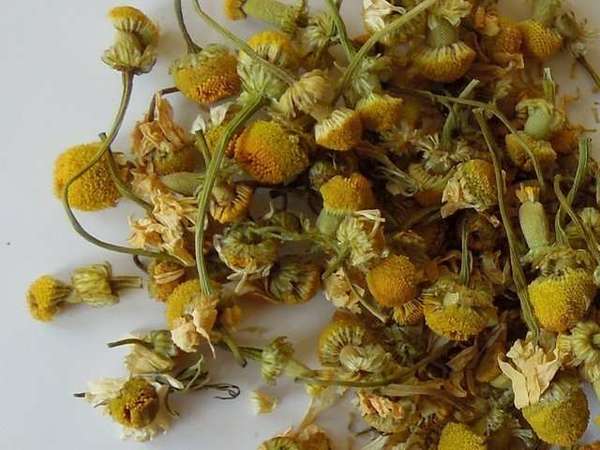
[516,98,565,141]
[363,0,408,47]
[438,422,487,450]
[308,160,341,191]
[166,280,219,353]
[356,93,404,133]
[323,267,363,312]
[210,182,254,224]
[299,12,336,69]
[148,259,188,302]
[392,299,424,326]
[317,173,375,235]
[277,70,333,118]
[422,275,497,341]
[318,313,370,367]
[71,262,142,307]
[483,17,524,66]
[498,335,560,409]
[258,436,303,450]
[250,389,278,415]
[441,159,497,218]
[268,258,321,305]
[336,210,387,270]
[103,7,159,74]
[358,392,417,434]
[53,143,122,211]
[558,322,600,399]
[26,275,73,322]
[409,162,454,207]
[366,254,418,308]
[243,30,300,70]
[83,377,171,442]
[522,375,589,446]
[462,211,501,252]
[518,0,563,61]
[339,343,395,374]
[124,345,175,377]
[346,56,393,105]
[234,120,309,185]
[170,45,241,105]
[261,336,295,384]
[314,108,364,152]
[225,0,307,34]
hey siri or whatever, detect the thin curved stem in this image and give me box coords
[174,0,202,53]
[107,338,153,350]
[191,0,296,86]
[475,110,540,340]
[195,95,265,295]
[459,219,472,286]
[394,87,547,192]
[576,54,600,90]
[62,72,182,264]
[325,0,355,60]
[334,0,437,102]
[147,87,179,120]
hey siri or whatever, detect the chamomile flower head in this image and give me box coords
[441,159,497,218]
[320,173,375,216]
[277,69,333,118]
[363,0,416,47]
[519,19,563,61]
[210,182,254,224]
[314,108,364,152]
[261,336,295,384]
[522,375,589,446]
[358,392,417,434]
[309,160,340,191]
[147,259,187,302]
[336,211,387,270]
[392,299,424,325]
[356,94,404,132]
[103,7,159,74]
[258,437,302,450]
[415,42,476,83]
[268,258,321,305]
[516,98,565,141]
[505,132,556,173]
[165,280,204,327]
[484,17,524,65]
[170,46,241,104]
[26,276,72,322]
[152,146,200,176]
[422,275,497,341]
[54,143,122,211]
[217,227,280,274]
[71,262,142,307]
[438,422,487,450]
[366,254,418,307]
[528,268,596,332]
[243,30,300,69]
[226,0,306,33]
[318,313,370,366]
[108,377,160,430]
[224,0,246,20]
[234,120,309,185]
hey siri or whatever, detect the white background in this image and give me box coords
[1,1,600,449]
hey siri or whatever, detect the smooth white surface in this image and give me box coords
[2,1,600,449]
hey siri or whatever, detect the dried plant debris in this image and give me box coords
[27,0,600,446]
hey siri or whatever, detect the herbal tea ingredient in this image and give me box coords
[27,0,600,447]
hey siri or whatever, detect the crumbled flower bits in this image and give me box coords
[31,0,600,446]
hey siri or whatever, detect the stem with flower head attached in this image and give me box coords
[191,0,296,86]
[475,110,540,341]
[325,0,355,60]
[175,0,202,53]
[334,0,437,103]
[195,95,265,295]
[62,72,182,263]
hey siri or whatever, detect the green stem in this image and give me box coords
[459,219,472,286]
[195,95,265,295]
[325,0,355,60]
[174,0,202,53]
[395,87,546,192]
[554,175,600,264]
[191,0,296,86]
[334,0,437,103]
[107,338,153,350]
[576,54,600,90]
[62,72,181,263]
[475,110,540,340]
[441,80,480,150]
[555,138,590,243]
[221,329,247,367]
[99,132,152,212]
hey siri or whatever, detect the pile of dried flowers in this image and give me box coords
[27,0,600,447]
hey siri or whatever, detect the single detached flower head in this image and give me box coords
[71,262,142,307]
[314,108,364,152]
[366,254,419,308]
[210,182,254,224]
[261,336,295,384]
[277,69,334,118]
[103,6,159,74]
[318,313,370,367]
[250,390,278,415]
[438,422,487,450]
[225,0,307,34]
[26,275,73,322]
[320,173,376,216]
[242,30,300,69]
[54,143,122,211]
[268,258,321,305]
[170,45,241,105]
[441,159,497,218]
[234,120,309,185]
[216,226,280,277]
[356,93,404,133]
[519,0,564,61]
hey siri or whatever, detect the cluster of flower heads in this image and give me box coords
[27,0,600,447]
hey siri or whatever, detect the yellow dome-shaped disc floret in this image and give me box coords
[320,173,375,216]
[315,108,364,152]
[423,275,497,341]
[519,19,563,61]
[415,42,476,83]
[439,422,487,450]
[356,94,404,133]
[522,375,589,446]
[244,30,300,69]
[210,182,254,224]
[367,255,418,308]
[26,275,73,322]
[234,120,309,185]
[53,143,122,211]
[165,280,203,328]
[108,6,159,46]
[171,46,241,105]
[108,377,160,429]
[528,268,596,333]
[505,132,556,173]
[152,145,201,176]
[441,159,497,218]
